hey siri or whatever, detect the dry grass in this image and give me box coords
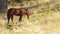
[0,11,60,34]
[0,0,60,34]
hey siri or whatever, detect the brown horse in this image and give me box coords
[7,8,31,24]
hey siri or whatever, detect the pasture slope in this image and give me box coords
[0,11,60,34]
[0,0,60,34]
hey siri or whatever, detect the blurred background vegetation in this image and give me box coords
[0,0,60,34]
[0,0,7,13]
[0,0,60,13]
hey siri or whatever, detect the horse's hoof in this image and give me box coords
[7,24,10,26]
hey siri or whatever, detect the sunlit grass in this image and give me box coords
[0,0,60,34]
[0,11,60,34]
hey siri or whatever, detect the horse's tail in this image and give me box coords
[7,8,12,19]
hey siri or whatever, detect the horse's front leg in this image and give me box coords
[19,15,22,22]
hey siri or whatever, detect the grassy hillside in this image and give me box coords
[0,10,60,34]
[0,0,60,34]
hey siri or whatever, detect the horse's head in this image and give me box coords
[28,12,31,16]
[21,8,31,19]
[26,11,31,19]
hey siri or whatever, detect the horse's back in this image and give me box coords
[7,8,30,16]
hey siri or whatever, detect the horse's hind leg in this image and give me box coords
[7,15,10,25]
[11,15,14,24]
[11,15,13,22]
